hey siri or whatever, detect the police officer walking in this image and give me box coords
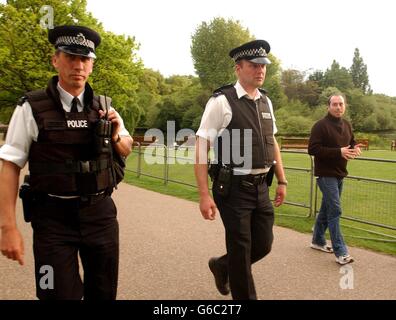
[194,40,288,300]
[0,25,133,300]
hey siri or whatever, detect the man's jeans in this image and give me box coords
[312,176,348,257]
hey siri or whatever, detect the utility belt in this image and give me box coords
[19,175,110,223]
[41,192,108,205]
[208,162,274,197]
[238,172,268,186]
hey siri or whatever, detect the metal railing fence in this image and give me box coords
[126,144,396,242]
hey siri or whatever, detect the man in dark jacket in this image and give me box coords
[308,94,362,265]
[0,25,133,299]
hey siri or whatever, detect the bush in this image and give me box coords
[354,132,390,149]
[277,115,314,135]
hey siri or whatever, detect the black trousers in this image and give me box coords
[31,195,119,300]
[213,176,274,300]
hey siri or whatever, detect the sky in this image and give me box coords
[83,0,396,97]
[1,0,394,96]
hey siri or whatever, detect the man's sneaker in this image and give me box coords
[336,254,354,265]
[208,257,230,295]
[310,243,334,253]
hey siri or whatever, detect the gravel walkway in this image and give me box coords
[1,179,395,300]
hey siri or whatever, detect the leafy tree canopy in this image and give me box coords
[191,17,252,91]
[0,0,143,132]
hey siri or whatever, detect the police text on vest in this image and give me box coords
[67,119,88,128]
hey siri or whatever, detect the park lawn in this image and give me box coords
[124,148,396,256]
[280,150,396,180]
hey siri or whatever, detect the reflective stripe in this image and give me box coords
[48,191,105,199]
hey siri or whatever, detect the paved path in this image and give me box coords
[1,179,396,300]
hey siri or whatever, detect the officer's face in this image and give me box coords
[328,95,346,118]
[236,60,266,90]
[52,51,93,93]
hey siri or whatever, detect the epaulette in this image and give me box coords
[212,91,224,98]
[212,83,234,97]
[258,88,268,95]
[25,89,48,101]
[17,96,28,107]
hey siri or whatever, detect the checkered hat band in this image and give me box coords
[233,48,266,61]
[55,36,95,50]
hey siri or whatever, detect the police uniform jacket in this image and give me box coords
[0,76,129,196]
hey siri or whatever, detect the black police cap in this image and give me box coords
[48,25,101,59]
[229,40,271,64]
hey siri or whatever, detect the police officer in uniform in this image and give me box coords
[195,40,288,300]
[0,25,133,300]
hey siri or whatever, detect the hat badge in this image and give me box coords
[76,33,86,44]
[258,47,266,56]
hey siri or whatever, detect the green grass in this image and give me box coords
[276,151,396,231]
[281,150,396,179]
[124,148,396,256]
[274,206,396,256]
[124,172,199,202]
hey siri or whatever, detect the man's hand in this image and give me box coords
[1,226,24,266]
[199,195,218,220]
[274,184,286,207]
[341,145,362,160]
[352,143,363,157]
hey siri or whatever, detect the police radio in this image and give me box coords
[94,96,112,154]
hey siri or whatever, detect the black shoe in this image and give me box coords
[208,257,230,295]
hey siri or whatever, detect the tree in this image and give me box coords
[308,70,324,85]
[275,114,313,135]
[299,80,321,107]
[181,104,203,131]
[281,69,320,106]
[281,69,304,100]
[0,1,54,109]
[372,94,396,130]
[150,75,205,132]
[345,89,375,131]
[191,17,253,91]
[264,54,287,109]
[154,96,183,133]
[322,60,354,93]
[0,0,144,132]
[350,48,371,94]
[136,68,169,127]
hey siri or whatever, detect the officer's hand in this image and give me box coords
[274,185,286,207]
[1,226,24,266]
[199,195,217,220]
[99,109,121,139]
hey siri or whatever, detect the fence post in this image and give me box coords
[137,142,142,178]
[313,179,318,218]
[309,155,314,217]
[164,145,168,185]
